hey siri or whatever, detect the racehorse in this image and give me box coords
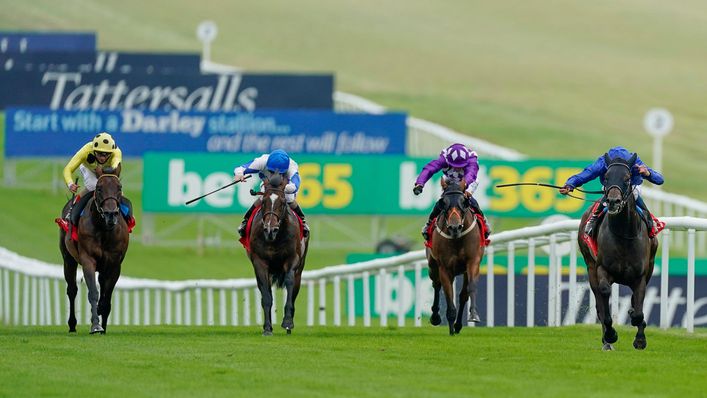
[246,174,309,336]
[578,153,657,350]
[59,168,129,334]
[426,180,484,335]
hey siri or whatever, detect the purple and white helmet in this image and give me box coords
[443,143,471,168]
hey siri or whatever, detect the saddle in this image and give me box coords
[582,202,665,257]
[238,206,305,253]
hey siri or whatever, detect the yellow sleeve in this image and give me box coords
[63,143,92,187]
[109,147,123,169]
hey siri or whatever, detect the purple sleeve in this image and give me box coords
[415,155,447,186]
[464,154,479,186]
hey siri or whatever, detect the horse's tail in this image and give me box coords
[271,273,287,289]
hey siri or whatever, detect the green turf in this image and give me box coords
[0,325,705,398]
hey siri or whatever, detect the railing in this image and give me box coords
[1,217,705,331]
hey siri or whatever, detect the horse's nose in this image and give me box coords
[272,226,279,236]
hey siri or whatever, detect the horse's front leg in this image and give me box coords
[252,256,273,336]
[454,275,470,334]
[591,266,617,350]
[78,256,103,334]
[281,262,299,334]
[98,271,119,334]
[438,267,456,336]
[629,278,649,350]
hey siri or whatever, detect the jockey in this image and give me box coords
[234,149,309,238]
[63,132,135,232]
[559,146,664,243]
[413,143,490,242]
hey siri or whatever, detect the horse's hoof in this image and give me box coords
[262,330,273,336]
[281,320,294,330]
[430,313,442,326]
[604,329,618,344]
[633,338,647,350]
[286,329,292,335]
[469,312,481,323]
[68,329,77,333]
[90,325,104,334]
[454,323,463,334]
[602,343,614,351]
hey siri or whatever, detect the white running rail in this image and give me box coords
[1,217,705,332]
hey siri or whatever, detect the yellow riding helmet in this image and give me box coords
[92,132,117,153]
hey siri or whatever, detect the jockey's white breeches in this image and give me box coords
[79,165,98,191]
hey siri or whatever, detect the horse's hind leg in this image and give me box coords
[428,261,442,326]
[454,276,470,334]
[629,278,649,350]
[467,257,482,323]
[63,257,79,333]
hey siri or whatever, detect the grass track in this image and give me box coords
[1,325,706,398]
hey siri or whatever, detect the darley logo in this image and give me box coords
[41,72,258,112]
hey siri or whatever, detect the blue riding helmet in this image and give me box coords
[265,149,290,173]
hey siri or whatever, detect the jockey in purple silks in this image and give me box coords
[413,143,491,241]
[559,146,664,250]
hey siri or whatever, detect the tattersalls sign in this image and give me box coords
[0,71,334,111]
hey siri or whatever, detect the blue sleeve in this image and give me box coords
[290,172,301,191]
[565,156,605,188]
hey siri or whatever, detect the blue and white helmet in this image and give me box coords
[265,149,290,173]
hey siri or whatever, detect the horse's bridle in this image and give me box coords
[604,162,634,213]
[436,189,476,239]
[262,188,288,229]
[93,174,122,218]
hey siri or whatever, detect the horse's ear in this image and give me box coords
[629,153,637,166]
[114,163,122,177]
[603,153,612,165]
[459,179,467,191]
[96,167,104,177]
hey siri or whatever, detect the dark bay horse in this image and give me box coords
[426,180,484,335]
[59,168,129,334]
[578,153,657,350]
[246,174,309,336]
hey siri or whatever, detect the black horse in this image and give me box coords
[426,180,484,335]
[578,153,657,350]
[245,174,309,336]
[59,169,130,334]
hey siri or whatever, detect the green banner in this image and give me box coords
[143,153,601,216]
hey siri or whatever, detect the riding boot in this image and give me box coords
[422,199,444,241]
[120,196,135,233]
[70,193,93,228]
[238,201,260,238]
[468,197,491,240]
[289,202,310,238]
[636,196,655,237]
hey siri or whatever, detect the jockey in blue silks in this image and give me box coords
[413,143,491,242]
[559,146,664,246]
[233,149,309,238]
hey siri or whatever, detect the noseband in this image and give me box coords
[436,189,476,239]
[94,174,122,218]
